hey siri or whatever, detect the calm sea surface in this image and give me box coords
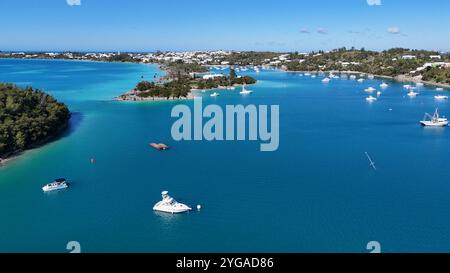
[1,59,450,253]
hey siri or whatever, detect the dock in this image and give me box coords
[150,143,170,151]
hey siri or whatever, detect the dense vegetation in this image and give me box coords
[286,48,450,81]
[422,67,450,84]
[163,60,209,79]
[0,84,70,159]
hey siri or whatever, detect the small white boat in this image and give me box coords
[357,79,364,83]
[42,178,69,192]
[311,75,317,78]
[304,73,311,76]
[366,96,377,102]
[240,85,253,95]
[420,109,449,127]
[377,91,382,96]
[350,75,357,80]
[435,95,448,100]
[210,92,220,97]
[403,84,411,89]
[380,82,389,89]
[368,75,375,80]
[321,77,331,83]
[436,88,444,91]
[416,82,424,87]
[365,87,376,93]
[407,91,419,97]
[227,86,236,90]
[153,191,192,214]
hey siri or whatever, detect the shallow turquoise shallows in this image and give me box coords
[1,59,450,253]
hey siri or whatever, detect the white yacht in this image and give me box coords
[357,78,364,83]
[380,82,389,88]
[366,96,377,102]
[350,75,357,80]
[435,95,448,100]
[365,87,376,93]
[407,91,419,97]
[368,74,375,80]
[420,109,449,127]
[42,178,69,192]
[377,91,382,96]
[436,87,444,91]
[311,75,317,78]
[240,85,253,95]
[304,73,311,76]
[153,191,192,214]
[321,77,331,83]
[403,84,411,89]
[210,92,220,97]
[416,82,424,87]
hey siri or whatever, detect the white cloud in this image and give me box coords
[367,0,381,6]
[300,28,310,34]
[66,0,81,6]
[387,27,400,34]
[317,28,328,34]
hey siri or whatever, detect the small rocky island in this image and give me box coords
[117,66,257,101]
[0,83,70,163]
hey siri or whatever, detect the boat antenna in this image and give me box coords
[365,152,377,171]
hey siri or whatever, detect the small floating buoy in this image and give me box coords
[197,205,202,211]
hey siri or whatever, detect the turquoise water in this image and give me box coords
[1,59,450,253]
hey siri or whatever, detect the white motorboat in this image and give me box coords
[365,87,376,92]
[210,92,220,97]
[435,95,448,100]
[311,75,317,78]
[377,91,382,96]
[42,178,69,192]
[420,109,449,127]
[153,191,192,214]
[321,77,331,83]
[366,96,377,102]
[380,82,389,88]
[403,84,411,89]
[416,82,424,87]
[436,88,444,91]
[357,78,364,83]
[240,85,253,95]
[350,75,357,80]
[368,74,375,80]
[407,91,419,97]
[304,73,311,76]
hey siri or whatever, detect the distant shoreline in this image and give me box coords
[284,69,450,89]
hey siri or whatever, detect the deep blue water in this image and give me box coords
[1,59,450,253]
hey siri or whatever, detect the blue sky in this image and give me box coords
[1,0,449,52]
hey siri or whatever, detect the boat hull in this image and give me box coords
[420,121,449,127]
[42,184,69,192]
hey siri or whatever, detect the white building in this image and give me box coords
[203,74,225,80]
[430,55,442,60]
[402,55,416,60]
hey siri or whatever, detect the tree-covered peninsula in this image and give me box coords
[118,67,257,101]
[0,83,70,160]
